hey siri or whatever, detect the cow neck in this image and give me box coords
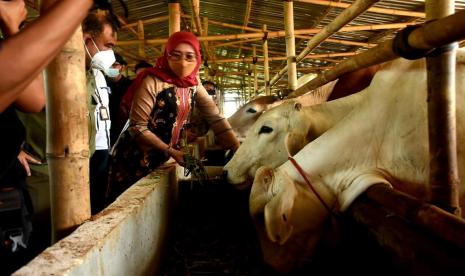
[287,155,339,218]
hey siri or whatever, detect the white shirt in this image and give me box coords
[92,69,111,151]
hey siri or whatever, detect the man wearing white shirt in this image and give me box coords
[82,12,117,214]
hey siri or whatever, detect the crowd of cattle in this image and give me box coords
[223,51,465,272]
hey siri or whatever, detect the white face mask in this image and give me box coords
[85,38,116,72]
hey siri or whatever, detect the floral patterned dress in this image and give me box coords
[106,86,193,203]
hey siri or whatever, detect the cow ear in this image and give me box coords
[264,174,297,245]
[294,102,302,111]
[285,132,306,157]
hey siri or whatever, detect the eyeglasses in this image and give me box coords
[168,51,197,62]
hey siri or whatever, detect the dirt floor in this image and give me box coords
[160,178,400,276]
[161,180,280,276]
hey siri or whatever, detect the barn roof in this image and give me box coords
[26,0,465,95]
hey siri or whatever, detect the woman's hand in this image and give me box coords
[17,150,42,176]
[168,148,185,167]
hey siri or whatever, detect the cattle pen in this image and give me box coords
[5,0,465,275]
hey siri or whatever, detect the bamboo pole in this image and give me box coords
[243,0,253,31]
[190,0,203,35]
[213,38,371,57]
[116,15,138,37]
[426,1,460,215]
[296,35,378,48]
[137,20,145,58]
[235,0,253,62]
[116,22,416,46]
[296,0,425,18]
[268,0,380,90]
[248,64,252,100]
[211,37,263,48]
[122,15,170,29]
[284,0,298,92]
[215,51,355,63]
[207,18,262,32]
[217,43,283,56]
[203,16,211,79]
[213,66,333,76]
[41,1,90,242]
[169,2,181,35]
[289,9,465,97]
[253,46,258,97]
[263,25,270,95]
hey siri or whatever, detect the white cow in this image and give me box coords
[249,56,465,272]
[227,95,279,138]
[224,90,365,186]
[227,80,338,139]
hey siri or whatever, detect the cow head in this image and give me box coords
[224,101,311,186]
[227,95,279,137]
[250,166,338,273]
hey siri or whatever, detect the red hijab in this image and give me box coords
[121,31,202,114]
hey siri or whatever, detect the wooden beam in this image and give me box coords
[117,23,417,46]
[296,35,378,48]
[348,184,465,274]
[208,19,262,32]
[213,66,333,76]
[253,46,258,96]
[116,14,138,37]
[289,9,465,97]
[211,37,263,48]
[425,0,460,215]
[268,0,381,89]
[296,0,426,18]
[169,2,181,35]
[215,51,356,63]
[263,25,270,95]
[137,20,145,58]
[190,0,203,35]
[42,0,90,242]
[216,43,283,56]
[284,0,298,91]
[122,15,170,29]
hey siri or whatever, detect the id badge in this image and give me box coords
[99,106,110,121]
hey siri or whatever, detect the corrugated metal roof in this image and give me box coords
[27,0,465,93]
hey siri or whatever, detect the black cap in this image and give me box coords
[135,60,153,72]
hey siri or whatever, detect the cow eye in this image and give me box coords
[246,108,257,113]
[258,125,273,134]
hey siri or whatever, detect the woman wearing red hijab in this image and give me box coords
[107,31,239,202]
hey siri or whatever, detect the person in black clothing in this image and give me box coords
[0,0,93,266]
[106,53,132,146]
[134,60,153,75]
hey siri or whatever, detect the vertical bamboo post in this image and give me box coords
[248,65,252,101]
[137,20,145,58]
[168,1,181,35]
[262,24,270,95]
[284,0,298,92]
[426,0,460,215]
[242,77,247,102]
[253,46,258,97]
[192,0,201,31]
[41,0,90,242]
[203,17,210,80]
[218,76,224,114]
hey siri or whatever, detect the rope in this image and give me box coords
[288,156,338,217]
